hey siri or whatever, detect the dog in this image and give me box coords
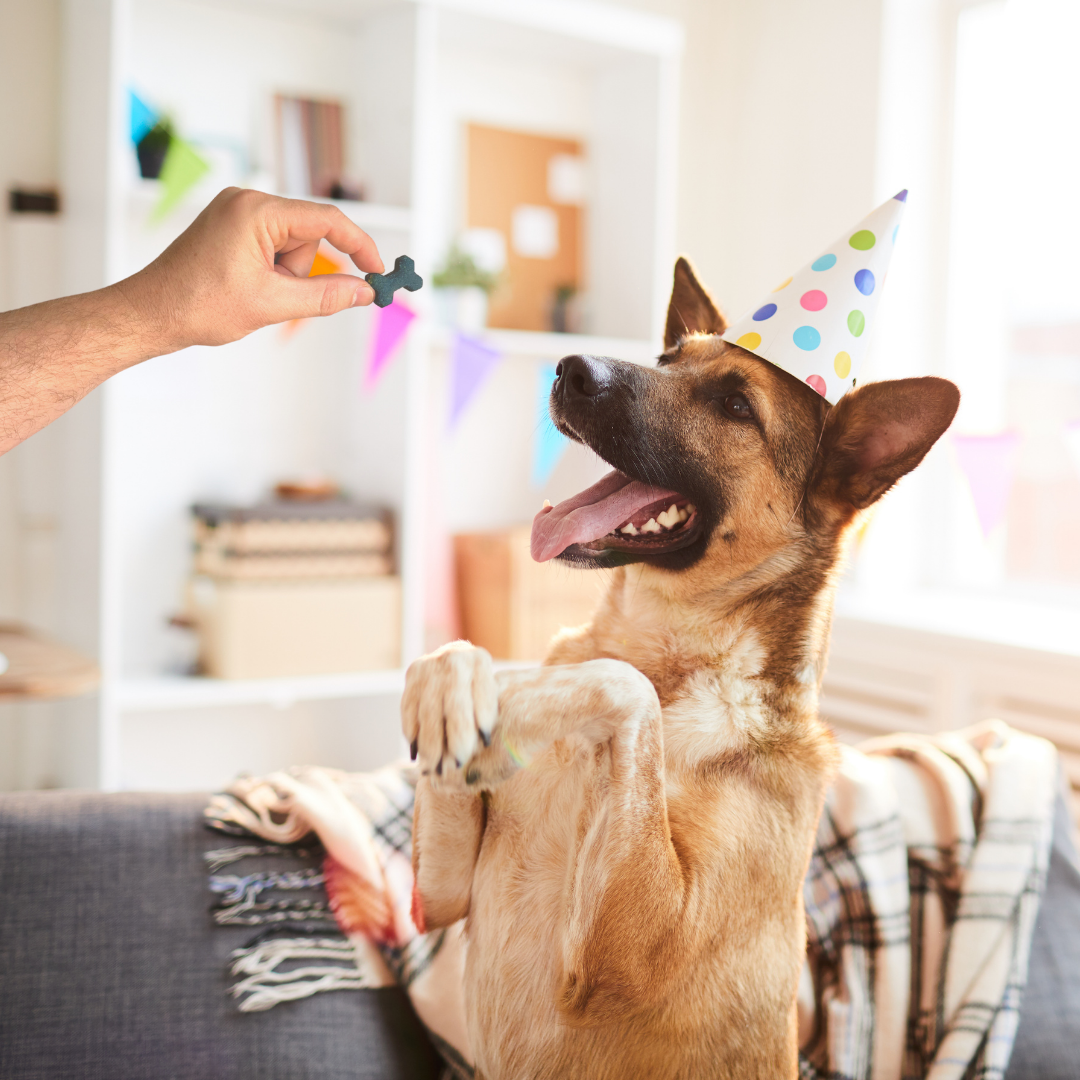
[401,257,959,1079]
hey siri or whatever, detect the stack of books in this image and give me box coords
[187,499,400,679]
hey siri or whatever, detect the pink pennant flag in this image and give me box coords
[449,333,502,429]
[365,299,416,392]
[952,432,1020,538]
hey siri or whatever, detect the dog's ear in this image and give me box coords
[664,257,727,349]
[810,377,960,513]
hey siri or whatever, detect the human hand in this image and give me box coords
[116,187,385,352]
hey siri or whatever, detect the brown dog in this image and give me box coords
[402,258,959,1079]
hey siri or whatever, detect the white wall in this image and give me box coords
[615,0,882,322]
[0,0,68,791]
[0,0,61,311]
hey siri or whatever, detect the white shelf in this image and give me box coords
[116,669,407,712]
[115,657,537,713]
[125,182,412,234]
[431,326,659,364]
[285,195,412,233]
[212,0,684,57]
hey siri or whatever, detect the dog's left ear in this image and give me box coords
[810,376,960,513]
[664,257,727,349]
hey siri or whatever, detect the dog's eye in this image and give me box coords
[722,394,752,420]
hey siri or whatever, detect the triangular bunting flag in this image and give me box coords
[281,250,347,338]
[952,432,1020,538]
[129,90,158,146]
[532,363,568,487]
[365,300,416,392]
[151,137,210,221]
[309,250,343,276]
[449,334,502,430]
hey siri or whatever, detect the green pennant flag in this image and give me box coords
[152,137,210,221]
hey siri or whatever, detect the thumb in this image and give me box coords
[268,272,375,321]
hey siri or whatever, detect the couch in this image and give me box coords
[1,788,1078,1078]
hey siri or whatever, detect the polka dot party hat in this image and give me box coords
[721,190,907,403]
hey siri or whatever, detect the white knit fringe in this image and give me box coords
[229,936,375,1012]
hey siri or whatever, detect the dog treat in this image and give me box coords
[365,255,423,308]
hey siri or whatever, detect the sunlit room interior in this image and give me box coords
[1,0,1079,1076]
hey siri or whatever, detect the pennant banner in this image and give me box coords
[952,432,1020,538]
[151,137,210,221]
[129,89,158,145]
[449,333,502,430]
[281,251,347,339]
[365,300,416,392]
[309,250,343,277]
[532,363,568,487]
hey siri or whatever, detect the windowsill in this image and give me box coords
[835,583,1080,659]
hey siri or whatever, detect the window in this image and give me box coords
[842,0,1080,651]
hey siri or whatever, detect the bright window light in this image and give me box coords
[945,0,1080,599]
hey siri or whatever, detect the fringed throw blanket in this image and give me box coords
[204,721,1058,1080]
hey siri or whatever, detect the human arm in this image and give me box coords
[0,187,383,455]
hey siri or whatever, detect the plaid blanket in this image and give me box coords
[204,720,1057,1080]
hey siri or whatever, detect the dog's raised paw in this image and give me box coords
[401,640,498,788]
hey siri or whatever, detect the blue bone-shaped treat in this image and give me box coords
[365,255,423,308]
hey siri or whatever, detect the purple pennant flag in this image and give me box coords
[448,333,502,429]
[952,431,1020,537]
[365,299,416,392]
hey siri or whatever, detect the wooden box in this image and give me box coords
[454,528,610,660]
[188,576,401,680]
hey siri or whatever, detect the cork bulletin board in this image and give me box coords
[466,123,584,332]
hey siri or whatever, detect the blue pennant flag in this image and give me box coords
[532,362,568,487]
[129,89,158,145]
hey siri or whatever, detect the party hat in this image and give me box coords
[721,190,907,403]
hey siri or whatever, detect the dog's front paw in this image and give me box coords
[401,641,497,787]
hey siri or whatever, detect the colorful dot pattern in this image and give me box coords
[720,190,907,403]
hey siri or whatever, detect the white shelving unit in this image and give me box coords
[52,0,681,791]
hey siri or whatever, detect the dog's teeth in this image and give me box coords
[686,503,697,516]
[677,508,688,523]
[641,518,662,534]
[621,522,639,536]
[657,504,680,529]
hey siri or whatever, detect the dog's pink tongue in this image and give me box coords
[531,470,680,562]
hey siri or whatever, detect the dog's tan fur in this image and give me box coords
[402,259,959,1079]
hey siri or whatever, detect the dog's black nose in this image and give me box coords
[555,355,613,402]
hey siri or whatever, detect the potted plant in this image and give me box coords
[136,120,174,180]
[432,243,501,332]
